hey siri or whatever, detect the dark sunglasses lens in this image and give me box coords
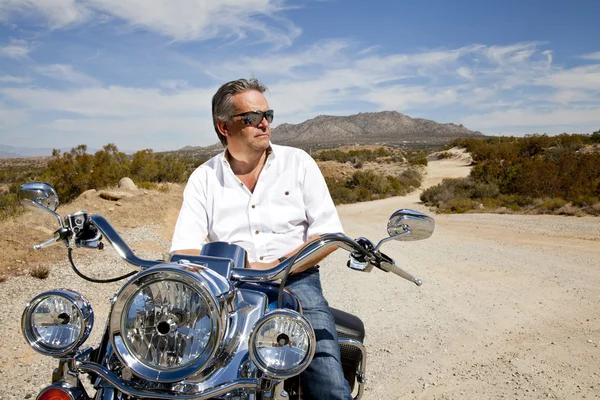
[265,110,274,123]
[245,111,273,125]
[265,110,273,123]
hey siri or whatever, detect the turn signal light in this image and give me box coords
[37,387,73,400]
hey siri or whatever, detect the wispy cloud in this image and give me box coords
[581,52,600,61]
[0,38,33,59]
[0,0,89,29]
[0,85,214,117]
[0,0,300,47]
[35,64,100,86]
[0,75,30,83]
[536,65,600,90]
[460,107,600,131]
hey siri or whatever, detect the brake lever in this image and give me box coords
[33,227,71,250]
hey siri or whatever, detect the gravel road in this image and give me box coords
[1,151,598,399]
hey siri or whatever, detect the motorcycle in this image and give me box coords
[18,181,434,400]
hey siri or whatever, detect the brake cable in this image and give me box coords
[67,247,137,283]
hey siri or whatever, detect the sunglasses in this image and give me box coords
[232,110,274,125]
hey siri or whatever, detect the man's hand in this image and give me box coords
[249,261,278,270]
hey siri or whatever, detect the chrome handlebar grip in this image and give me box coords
[379,261,422,286]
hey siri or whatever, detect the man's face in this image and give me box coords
[222,90,272,154]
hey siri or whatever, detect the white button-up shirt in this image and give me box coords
[170,144,344,263]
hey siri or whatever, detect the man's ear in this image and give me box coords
[217,119,230,137]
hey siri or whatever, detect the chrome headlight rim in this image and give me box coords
[248,308,316,379]
[109,265,228,383]
[21,289,94,357]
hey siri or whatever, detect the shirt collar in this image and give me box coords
[222,142,276,165]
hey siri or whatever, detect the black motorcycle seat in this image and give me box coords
[330,307,365,342]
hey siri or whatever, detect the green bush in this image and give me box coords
[327,168,423,205]
[0,192,24,221]
[439,198,480,214]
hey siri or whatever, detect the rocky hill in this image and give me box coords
[172,111,484,157]
[273,111,483,148]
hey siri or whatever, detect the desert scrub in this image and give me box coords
[30,264,50,279]
[327,168,422,205]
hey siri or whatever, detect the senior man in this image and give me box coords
[170,78,352,399]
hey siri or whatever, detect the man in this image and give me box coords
[170,78,352,399]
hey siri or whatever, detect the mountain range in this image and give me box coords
[173,111,485,157]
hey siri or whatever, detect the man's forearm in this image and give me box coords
[171,249,201,255]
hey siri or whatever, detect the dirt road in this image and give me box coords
[323,149,600,399]
[1,149,598,399]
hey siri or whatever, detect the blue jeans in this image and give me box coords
[286,267,353,400]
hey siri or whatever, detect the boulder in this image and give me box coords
[99,190,135,201]
[78,188,97,200]
[118,177,137,190]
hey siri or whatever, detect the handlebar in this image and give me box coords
[35,212,423,286]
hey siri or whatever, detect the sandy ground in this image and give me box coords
[1,148,598,399]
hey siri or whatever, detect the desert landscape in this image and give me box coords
[0,150,598,399]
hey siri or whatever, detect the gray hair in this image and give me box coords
[212,78,268,146]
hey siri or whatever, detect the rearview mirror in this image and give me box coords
[19,182,59,212]
[18,182,63,227]
[374,209,435,251]
[387,209,435,241]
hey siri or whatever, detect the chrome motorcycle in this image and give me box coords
[18,182,434,400]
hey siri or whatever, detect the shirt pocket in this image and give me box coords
[266,187,306,234]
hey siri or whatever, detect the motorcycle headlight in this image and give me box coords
[21,290,93,357]
[249,309,316,379]
[110,264,230,382]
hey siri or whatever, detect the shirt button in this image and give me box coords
[259,256,264,260]
[285,191,289,195]
[255,230,259,235]
[252,204,256,209]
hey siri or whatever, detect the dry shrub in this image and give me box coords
[538,198,568,212]
[556,204,586,217]
[30,264,50,279]
[587,202,600,216]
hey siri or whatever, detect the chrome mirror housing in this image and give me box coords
[387,209,435,241]
[18,182,60,212]
[374,209,434,251]
[18,182,64,227]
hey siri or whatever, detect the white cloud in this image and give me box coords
[1,85,215,117]
[0,0,89,28]
[0,0,300,46]
[0,75,30,83]
[0,38,33,59]
[581,52,600,61]
[0,103,28,126]
[36,64,100,85]
[535,65,600,90]
[460,107,600,130]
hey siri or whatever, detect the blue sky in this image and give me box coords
[1,0,599,152]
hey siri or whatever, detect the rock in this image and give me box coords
[99,191,135,201]
[118,177,137,190]
[78,188,97,200]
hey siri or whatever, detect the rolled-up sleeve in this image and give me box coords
[170,169,210,253]
[301,153,344,238]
